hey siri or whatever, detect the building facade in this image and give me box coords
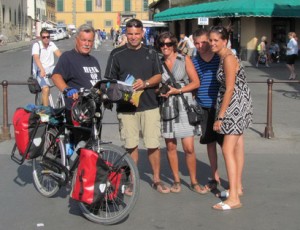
[152,0,300,63]
[0,0,27,41]
[55,0,156,33]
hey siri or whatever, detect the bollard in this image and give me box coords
[1,80,11,140]
[263,78,274,139]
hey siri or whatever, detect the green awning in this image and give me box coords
[154,0,300,21]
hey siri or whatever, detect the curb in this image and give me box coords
[0,41,32,53]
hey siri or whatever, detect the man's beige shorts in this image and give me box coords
[117,108,161,149]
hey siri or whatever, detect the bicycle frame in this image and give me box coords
[32,82,140,225]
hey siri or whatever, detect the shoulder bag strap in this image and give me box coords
[162,62,191,112]
[31,42,41,75]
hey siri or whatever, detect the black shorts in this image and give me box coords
[200,107,224,146]
[286,54,297,65]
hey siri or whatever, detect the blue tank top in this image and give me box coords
[192,54,220,108]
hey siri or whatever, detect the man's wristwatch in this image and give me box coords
[144,81,150,88]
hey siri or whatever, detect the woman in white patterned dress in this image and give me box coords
[158,31,207,194]
[209,26,253,211]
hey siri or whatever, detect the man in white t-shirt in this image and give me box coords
[32,28,61,106]
[178,33,195,56]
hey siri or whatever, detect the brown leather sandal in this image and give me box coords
[152,181,170,194]
[190,183,208,195]
[170,182,181,193]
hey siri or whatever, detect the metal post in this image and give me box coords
[263,78,274,138]
[1,80,11,140]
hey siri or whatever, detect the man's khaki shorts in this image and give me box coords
[117,108,161,149]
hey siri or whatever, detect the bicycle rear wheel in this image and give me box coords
[32,128,66,197]
[77,143,140,225]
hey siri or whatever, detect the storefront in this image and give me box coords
[154,0,300,63]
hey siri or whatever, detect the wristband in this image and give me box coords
[216,117,224,121]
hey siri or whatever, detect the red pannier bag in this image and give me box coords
[71,148,110,204]
[71,148,127,205]
[11,108,46,165]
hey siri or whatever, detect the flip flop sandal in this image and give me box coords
[212,201,243,211]
[152,181,170,194]
[190,183,208,195]
[170,182,181,193]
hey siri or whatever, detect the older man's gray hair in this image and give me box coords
[75,24,95,37]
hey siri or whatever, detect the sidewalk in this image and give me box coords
[0,40,32,53]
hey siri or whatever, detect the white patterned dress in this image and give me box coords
[161,54,201,138]
[216,54,253,134]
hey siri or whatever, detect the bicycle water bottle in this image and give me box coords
[69,140,86,166]
[65,129,74,157]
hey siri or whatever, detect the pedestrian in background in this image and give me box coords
[285,32,298,80]
[32,28,61,106]
[256,36,269,68]
[94,29,101,49]
[209,26,253,211]
[192,28,224,193]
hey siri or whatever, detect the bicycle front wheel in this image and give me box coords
[32,128,66,197]
[78,143,140,225]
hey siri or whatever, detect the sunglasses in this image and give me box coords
[159,42,174,47]
[42,36,50,39]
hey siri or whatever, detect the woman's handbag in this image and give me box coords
[186,104,204,126]
[162,62,204,126]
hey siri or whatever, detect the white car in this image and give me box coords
[57,28,68,39]
[47,28,61,41]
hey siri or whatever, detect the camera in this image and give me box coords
[159,83,170,94]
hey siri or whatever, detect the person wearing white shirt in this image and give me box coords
[286,32,298,80]
[32,28,61,106]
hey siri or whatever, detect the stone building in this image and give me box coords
[0,0,27,42]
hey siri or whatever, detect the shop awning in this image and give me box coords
[154,0,300,21]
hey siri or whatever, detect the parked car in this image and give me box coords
[47,28,59,41]
[57,28,69,39]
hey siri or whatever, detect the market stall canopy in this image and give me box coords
[153,0,300,21]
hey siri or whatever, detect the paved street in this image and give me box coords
[0,39,300,230]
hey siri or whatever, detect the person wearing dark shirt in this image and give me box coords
[52,24,101,124]
[104,19,170,194]
[192,28,224,193]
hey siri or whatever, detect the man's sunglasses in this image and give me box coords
[159,42,174,47]
[42,36,50,39]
